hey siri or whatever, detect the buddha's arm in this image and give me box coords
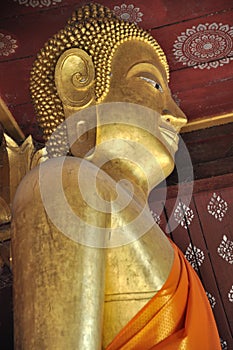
[103,209,174,347]
[12,157,107,350]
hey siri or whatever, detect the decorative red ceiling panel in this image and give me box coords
[0,58,34,105]
[0,7,79,61]
[152,10,233,69]
[2,0,233,28]
[173,78,233,120]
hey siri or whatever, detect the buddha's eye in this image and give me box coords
[139,76,163,92]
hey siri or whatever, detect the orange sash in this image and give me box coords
[106,243,221,350]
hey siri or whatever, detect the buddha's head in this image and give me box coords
[30,3,187,188]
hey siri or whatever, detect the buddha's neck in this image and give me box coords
[94,158,158,206]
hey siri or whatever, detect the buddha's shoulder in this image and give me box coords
[14,156,115,205]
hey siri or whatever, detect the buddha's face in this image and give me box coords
[96,40,187,185]
[56,38,187,188]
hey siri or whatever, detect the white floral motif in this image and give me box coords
[217,235,233,264]
[207,192,228,221]
[173,23,233,70]
[113,4,143,24]
[174,202,194,229]
[185,243,205,271]
[220,338,228,350]
[228,285,233,302]
[206,291,216,308]
[0,33,18,57]
[150,210,161,225]
[14,0,62,8]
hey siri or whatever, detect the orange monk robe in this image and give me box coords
[107,243,221,350]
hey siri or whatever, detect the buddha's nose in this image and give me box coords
[161,96,187,132]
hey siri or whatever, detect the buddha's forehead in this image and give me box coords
[110,40,167,82]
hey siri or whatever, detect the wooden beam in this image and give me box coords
[181,113,233,133]
[0,98,25,144]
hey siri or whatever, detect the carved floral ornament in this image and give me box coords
[228,285,233,302]
[207,192,228,221]
[206,291,216,309]
[184,243,205,271]
[113,3,143,24]
[0,32,18,57]
[174,202,194,229]
[173,22,233,70]
[13,0,62,8]
[217,235,233,265]
[220,338,228,350]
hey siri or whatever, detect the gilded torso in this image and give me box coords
[12,156,173,349]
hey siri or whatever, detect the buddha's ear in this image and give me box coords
[55,49,96,158]
[55,48,95,110]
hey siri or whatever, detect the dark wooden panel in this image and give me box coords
[163,196,232,348]
[149,173,233,204]
[194,188,233,336]
[166,155,233,185]
[181,123,233,177]
[186,137,233,165]
[149,187,233,348]
[164,123,233,184]
[182,122,233,143]
[192,156,233,179]
[0,265,13,350]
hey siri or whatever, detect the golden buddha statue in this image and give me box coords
[11,3,221,350]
